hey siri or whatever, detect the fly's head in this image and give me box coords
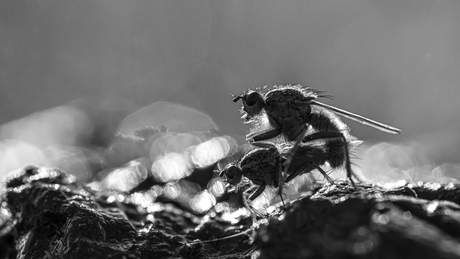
[233,89,279,141]
[233,90,265,120]
[219,163,243,187]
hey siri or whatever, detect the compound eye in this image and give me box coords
[243,91,264,116]
[222,165,242,184]
[225,165,238,179]
[245,91,262,106]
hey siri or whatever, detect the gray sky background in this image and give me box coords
[1,1,460,155]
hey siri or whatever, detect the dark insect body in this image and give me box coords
[219,133,353,202]
[220,146,283,201]
[233,85,400,143]
[284,133,350,184]
[226,84,401,199]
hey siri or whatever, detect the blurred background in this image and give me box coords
[1,1,460,212]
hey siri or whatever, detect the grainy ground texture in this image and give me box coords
[2,166,460,259]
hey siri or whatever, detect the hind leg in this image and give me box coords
[301,131,360,186]
[242,186,268,218]
[282,124,312,174]
[315,166,335,184]
[273,158,286,206]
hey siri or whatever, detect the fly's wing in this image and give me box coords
[311,100,401,134]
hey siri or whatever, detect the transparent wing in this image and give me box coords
[311,100,401,134]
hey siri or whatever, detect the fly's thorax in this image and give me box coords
[239,148,279,179]
[264,85,318,103]
[265,89,312,113]
[240,147,279,166]
[263,88,314,140]
[265,85,317,111]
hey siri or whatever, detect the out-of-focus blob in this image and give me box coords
[124,181,183,212]
[207,177,227,198]
[43,146,101,182]
[149,134,237,182]
[95,101,239,214]
[0,106,92,148]
[0,206,12,230]
[68,97,140,147]
[163,181,183,200]
[189,190,216,214]
[432,164,460,183]
[101,161,148,192]
[283,173,316,196]
[0,106,95,183]
[219,206,252,225]
[250,188,276,212]
[117,102,219,138]
[128,188,159,208]
[151,152,193,182]
[161,179,214,214]
[358,142,460,184]
[190,136,238,168]
[0,140,48,191]
[111,101,237,184]
[148,132,198,183]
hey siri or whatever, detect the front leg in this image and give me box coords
[249,128,282,142]
[248,181,266,201]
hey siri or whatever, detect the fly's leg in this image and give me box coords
[273,157,286,206]
[242,186,270,219]
[285,160,334,185]
[283,127,359,186]
[249,128,282,142]
[282,124,311,174]
[248,181,266,201]
[315,166,334,184]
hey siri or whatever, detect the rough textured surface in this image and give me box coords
[0,166,253,259]
[256,182,460,259]
[2,166,460,259]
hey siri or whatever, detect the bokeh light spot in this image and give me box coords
[207,177,226,198]
[163,182,182,200]
[191,136,237,168]
[189,190,216,214]
[151,153,193,182]
[102,161,148,192]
